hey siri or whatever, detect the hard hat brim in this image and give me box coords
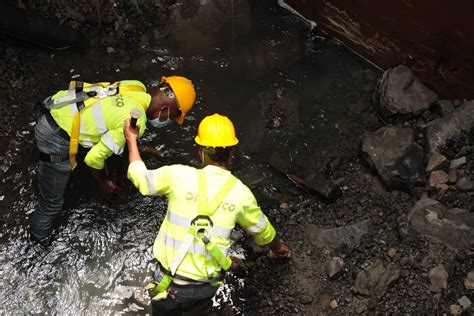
[176,114,184,125]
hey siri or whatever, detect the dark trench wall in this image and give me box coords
[285,0,474,98]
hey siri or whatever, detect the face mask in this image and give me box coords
[149,108,172,128]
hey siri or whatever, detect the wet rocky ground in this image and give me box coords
[1,1,473,315]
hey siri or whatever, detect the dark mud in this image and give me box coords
[0,1,472,315]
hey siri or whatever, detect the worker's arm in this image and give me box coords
[237,189,291,258]
[88,166,119,193]
[124,118,171,196]
[84,134,124,193]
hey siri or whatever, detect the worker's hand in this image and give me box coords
[230,256,248,274]
[268,239,291,259]
[99,178,121,193]
[123,118,139,143]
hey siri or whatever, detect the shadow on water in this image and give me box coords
[0,1,380,314]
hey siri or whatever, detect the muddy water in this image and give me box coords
[0,2,379,314]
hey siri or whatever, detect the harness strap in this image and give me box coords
[169,170,236,274]
[197,169,238,216]
[44,81,148,168]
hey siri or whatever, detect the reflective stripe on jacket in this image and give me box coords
[49,80,150,169]
[127,161,276,281]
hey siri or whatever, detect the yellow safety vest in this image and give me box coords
[48,80,151,169]
[127,161,277,282]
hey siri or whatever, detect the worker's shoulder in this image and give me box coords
[168,164,198,175]
[230,174,256,199]
[119,80,147,90]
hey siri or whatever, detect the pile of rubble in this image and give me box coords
[360,64,473,314]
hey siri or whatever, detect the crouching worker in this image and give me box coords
[124,113,291,315]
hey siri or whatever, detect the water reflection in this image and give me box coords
[0,0,378,314]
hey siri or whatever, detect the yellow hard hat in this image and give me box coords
[161,76,196,125]
[195,113,239,147]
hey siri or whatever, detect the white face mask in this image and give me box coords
[149,107,172,128]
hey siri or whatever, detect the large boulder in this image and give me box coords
[351,259,401,311]
[427,100,474,153]
[373,65,438,118]
[362,125,425,188]
[306,220,372,251]
[408,198,474,250]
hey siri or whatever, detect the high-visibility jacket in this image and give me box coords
[128,161,276,281]
[49,80,150,169]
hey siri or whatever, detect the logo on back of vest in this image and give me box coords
[115,95,125,107]
[186,192,197,202]
[221,202,236,212]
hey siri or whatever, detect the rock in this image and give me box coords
[306,220,372,250]
[110,285,135,299]
[448,169,459,184]
[397,216,409,241]
[352,259,401,310]
[299,294,313,305]
[426,153,447,172]
[465,271,474,290]
[330,299,338,309]
[279,202,289,209]
[373,65,438,117]
[351,298,369,313]
[458,296,472,309]
[230,230,244,242]
[436,100,455,117]
[327,257,345,279]
[450,304,463,315]
[106,47,116,54]
[387,248,397,258]
[427,100,474,153]
[408,198,474,250]
[434,183,449,191]
[429,170,448,187]
[362,125,425,188]
[450,157,467,169]
[399,257,409,266]
[456,177,474,192]
[428,265,448,292]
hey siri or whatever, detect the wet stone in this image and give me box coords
[299,294,313,305]
[428,265,448,292]
[306,220,372,251]
[429,170,448,187]
[448,169,459,184]
[362,125,425,188]
[426,153,447,172]
[450,304,463,315]
[387,248,397,258]
[427,100,474,153]
[456,177,474,192]
[408,198,474,250]
[373,65,438,118]
[450,157,467,169]
[458,296,472,309]
[465,271,474,290]
[352,260,400,310]
[327,256,345,279]
[436,100,454,117]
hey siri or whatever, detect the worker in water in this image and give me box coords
[30,76,196,247]
[124,113,291,315]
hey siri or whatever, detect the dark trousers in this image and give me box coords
[152,268,218,316]
[30,114,72,244]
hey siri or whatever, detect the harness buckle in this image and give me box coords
[97,85,118,99]
[191,215,213,241]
